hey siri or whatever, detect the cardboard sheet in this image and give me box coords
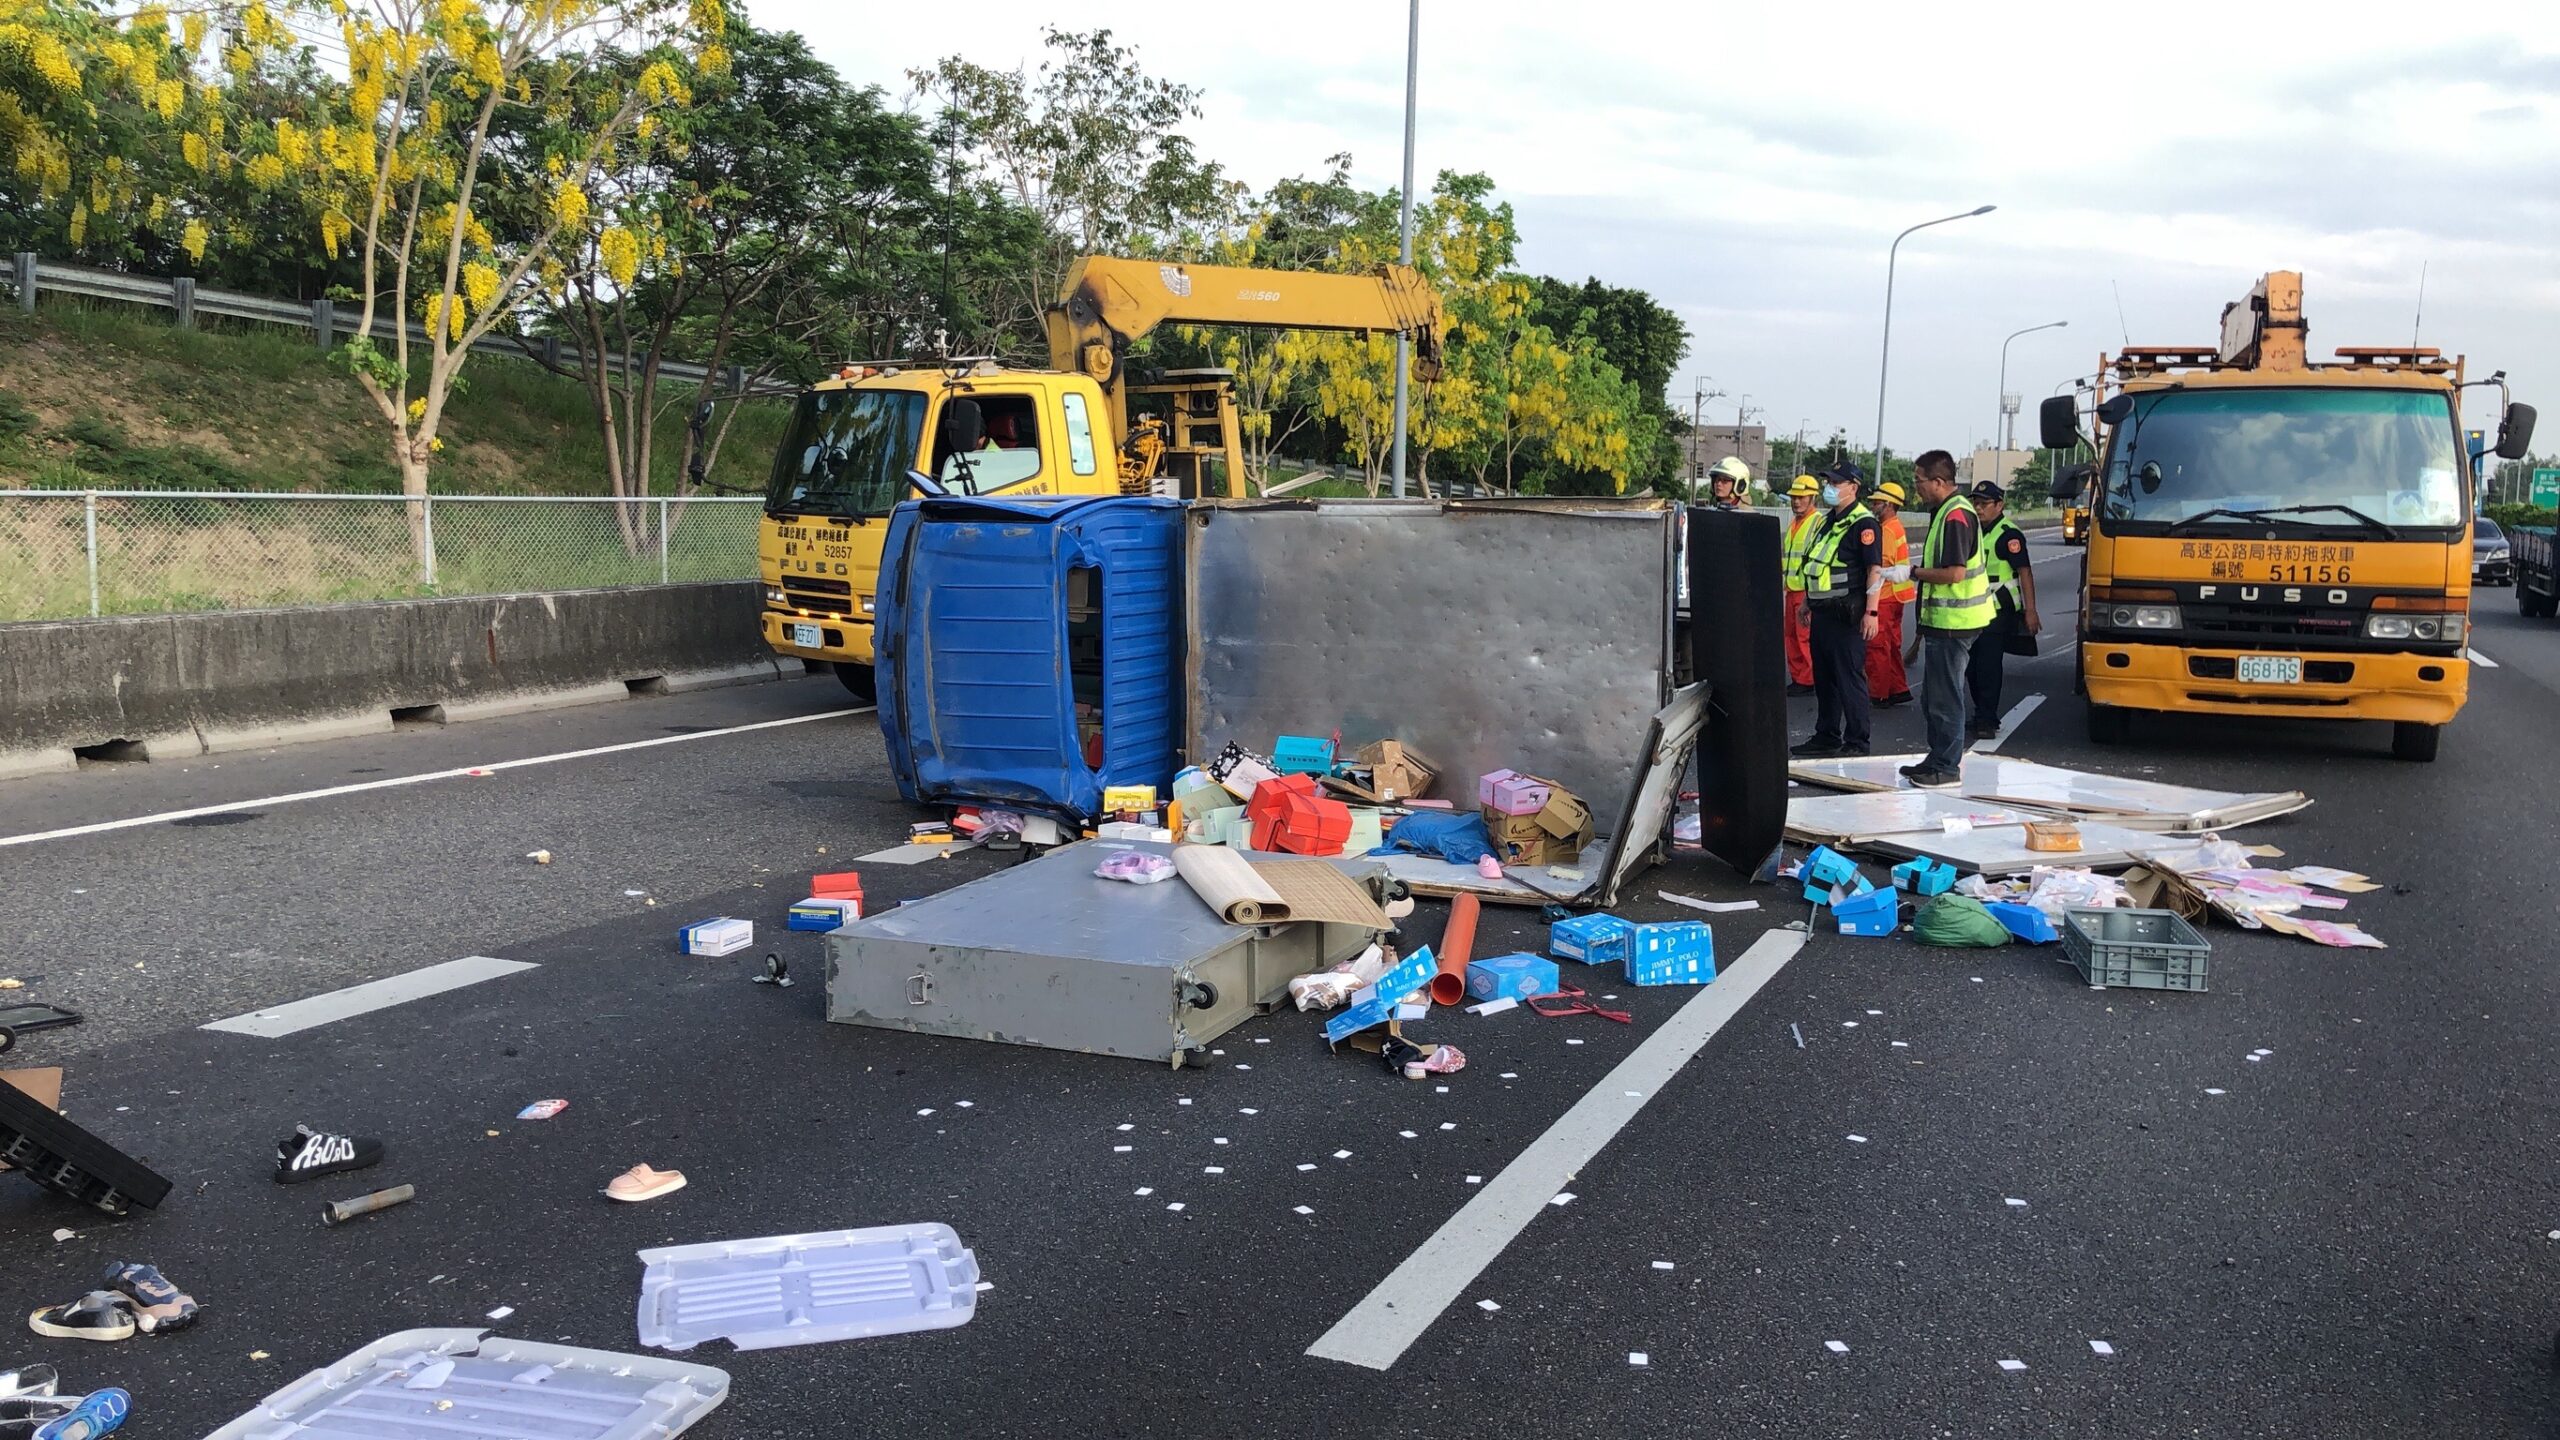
[1787,753,2308,832]
[1785,790,2038,845]
[1867,822,2209,877]
[1172,845,1390,929]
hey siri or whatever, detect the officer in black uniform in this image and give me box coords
[1790,462,1884,758]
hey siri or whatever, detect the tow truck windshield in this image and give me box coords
[2102,388,2464,533]
[764,388,928,519]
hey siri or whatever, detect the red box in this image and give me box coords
[810,870,864,901]
[1248,775,1353,855]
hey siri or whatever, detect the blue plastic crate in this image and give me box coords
[1983,900,2057,944]
[1833,886,1900,937]
[1326,945,1439,1044]
[1549,913,1636,965]
[1891,857,1958,897]
[1466,953,1560,1004]
[1625,922,1715,986]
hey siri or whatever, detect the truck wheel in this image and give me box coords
[834,662,877,704]
[2531,586,2560,619]
[2085,700,2130,745]
[2520,582,2543,616]
[2391,721,2441,763]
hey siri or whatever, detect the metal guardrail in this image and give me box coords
[0,488,768,621]
[5,254,798,397]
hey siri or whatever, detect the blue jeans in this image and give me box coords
[1919,627,1976,772]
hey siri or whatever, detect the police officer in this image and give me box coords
[1780,475,1820,695]
[1965,480,2040,740]
[1899,451,1990,785]
[1790,462,1882,758]
[1705,456,1751,511]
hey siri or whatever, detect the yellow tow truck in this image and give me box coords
[2042,270,2535,761]
[757,257,1444,699]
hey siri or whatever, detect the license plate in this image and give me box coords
[2236,656,2301,684]
[789,622,824,649]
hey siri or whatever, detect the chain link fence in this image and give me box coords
[0,491,766,622]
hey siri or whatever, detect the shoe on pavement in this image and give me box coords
[26,1294,134,1343]
[1837,745,1871,757]
[1897,762,1929,778]
[606,1164,687,1203]
[1785,683,1815,697]
[1789,739,1845,759]
[32,1386,128,1440]
[1906,768,1963,788]
[1875,691,1913,707]
[100,1264,195,1336]
[274,1125,384,1185]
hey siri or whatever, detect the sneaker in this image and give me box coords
[25,1293,134,1343]
[1785,683,1815,697]
[1897,762,1930,778]
[1906,768,1963,788]
[1875,691,1914,708]
[273,1125,383,1185]
[100,1264,195,1335]
[1838,745,1871,757]
[1789,739,1845,759]
[32,1386,128,1440]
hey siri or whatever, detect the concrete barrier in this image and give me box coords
[0,581,787,779]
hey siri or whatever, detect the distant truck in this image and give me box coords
[2513,525,2560,618]
[2042,270,2535,762]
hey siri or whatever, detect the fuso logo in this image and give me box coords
[2196,586,2351,604]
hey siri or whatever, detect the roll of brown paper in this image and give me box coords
[1429,892,1480,1005]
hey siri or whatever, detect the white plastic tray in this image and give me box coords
[637,1223,980,1352]
[202,1327,730,1440]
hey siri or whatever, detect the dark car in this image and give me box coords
[2475,517,2513,586]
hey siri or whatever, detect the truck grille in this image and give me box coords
[2182,603,2363,640]
[782,576,855,615]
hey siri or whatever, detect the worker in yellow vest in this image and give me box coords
[1899,450,1989,786]
[1781,474,1819,693]
[1791,462,1882,758]
[1864,479,1917,707]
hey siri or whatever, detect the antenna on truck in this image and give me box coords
[2111,281,2131,349]
[2411,260,2429,347]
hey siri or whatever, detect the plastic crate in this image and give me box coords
[2061,907,2210,992]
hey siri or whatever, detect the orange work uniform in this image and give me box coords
[1865,511,1915,701]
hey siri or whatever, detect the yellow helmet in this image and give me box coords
[1873,480,1910,507]
[1788,474,1819,498]
[1709,456,1751,487]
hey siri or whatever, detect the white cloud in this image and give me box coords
[758,0,2559,454]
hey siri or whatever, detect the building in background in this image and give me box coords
[1687,424,1768,489]
[1961,446,2038,487]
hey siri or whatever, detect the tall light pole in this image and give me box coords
[1388,0,1420,498]
[1871,205,1995,486]
[1686,376,1723,504]
[1996,319,2067,486]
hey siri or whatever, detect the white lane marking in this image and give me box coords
[1304,928,1807,1371]
[0,706,870,850]
[2467,647,2499,669]
[1972,695,2044,754]
[203,955,536,1037]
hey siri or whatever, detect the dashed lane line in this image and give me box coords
[202,955,537,1037]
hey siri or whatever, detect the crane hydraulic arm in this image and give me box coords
[1044,256,1445,443]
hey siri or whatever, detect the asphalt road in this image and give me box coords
[4,544,2558,1438]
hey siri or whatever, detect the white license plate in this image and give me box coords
[2236,656,2302,684]
[789,622,824,649]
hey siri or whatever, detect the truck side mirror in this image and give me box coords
[2038,395,2079,450]
[2096,394,2137,427]
[2497,402,2537,460]
[2049,461,2092,504]
[907,467,951,499]
[942,396,985,455]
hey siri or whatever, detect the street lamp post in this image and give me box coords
[1871,205,1995,486]
[1389,0,1420,497]
[1686,376,1723,505]
[1996,319,2067,487]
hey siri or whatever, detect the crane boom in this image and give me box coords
[1045,256,1445,443]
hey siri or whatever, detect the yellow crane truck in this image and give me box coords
[757,257,1444,699]
[2041,271,2535,761]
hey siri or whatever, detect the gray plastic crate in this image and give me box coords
[2061,907,2210,991]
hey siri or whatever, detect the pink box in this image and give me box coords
[1477,768,1553,816]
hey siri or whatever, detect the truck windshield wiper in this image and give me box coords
[2163,504,2397,538]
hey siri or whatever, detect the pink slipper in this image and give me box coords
[605,1164,686,1203]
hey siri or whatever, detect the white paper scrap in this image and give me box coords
[1629,1352,1649,1367]
[1117,1123,1133,1131]
[1478,1299,1501,1312]
[1825,1340,1849,1354]
[1944,817,1973,836]
[1165,1202,1185,1212]
[1113,1145,1132,1153]
[956,1101,974,1108]
[1440,1122,1457,1131]
[1891,1041,1909,1048]
[975,1281,994,1292]
[2005,1198,2027,1208]
[50,1229,74,1243]
[1842,1021,1859,1028]
[1213,1137,1229,1146]
[1550,1192,1577,1206]
[1235,1064,1252,1071]
[1296,1163,1316,1171]
[1334,1149,1353,1159]
[1177,1098,1193,1106]
[1466,1174,1483,1184]
[1500,1072,1519,1079]
[915,1108,935,1117]
[856,843,946,865]
[1847,1134,1869,1144]
[485,1306,515,1321]
[2205,1088,2226,1096]
[1865,1009,1883,1016]
[1204,1166,1225,1174]
[1998,1359,2027,1373]
[1651,1261,1675,1271]
[1134,1187,1153,1196]
[1567,1038,1586,1046]
[2090,1340,2115,1356]
[1240,1108,1259,1115]
[1467,997,1519,1016]
[1661,891,1761,913]
[1293,1205,1315,1216]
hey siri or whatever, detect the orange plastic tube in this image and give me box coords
[1428,892,1480,1005]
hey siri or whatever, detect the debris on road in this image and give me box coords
[321,1184,415,1227]
[201,1329,728,1439]
[637,1225,978,1352]
[752,953,793,988]
[515,1100,567,1121]
[604,1166,685,1204]
[524,850,551,865]
[678,917,752,957]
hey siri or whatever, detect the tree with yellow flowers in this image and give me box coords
[305,0,722,563]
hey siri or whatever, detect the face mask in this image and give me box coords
[1820,485,1841,507]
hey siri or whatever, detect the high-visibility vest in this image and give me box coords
[1878,512,1915,603]
[1981,515,2022,609]
[1918,496,1993,631]
[1782,511,1819,593]
[1799,503,1874,602]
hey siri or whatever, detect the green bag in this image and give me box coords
[1912,893,2014,948]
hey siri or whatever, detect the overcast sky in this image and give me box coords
[762,1,2558,459]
